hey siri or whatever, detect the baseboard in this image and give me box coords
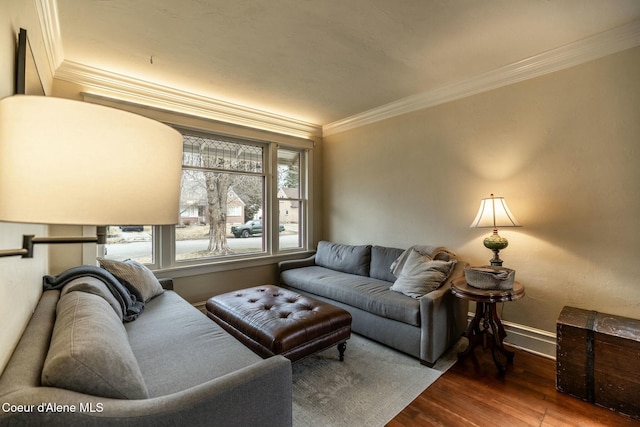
[502,320,556,360]
[465,312,557,360]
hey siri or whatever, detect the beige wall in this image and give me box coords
[0,0,50,373]
[169,264,280,304]
[323,47,640,340]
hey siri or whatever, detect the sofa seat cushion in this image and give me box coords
[41,291,149,399]
[125,291,264,398]
[281,266,420,327]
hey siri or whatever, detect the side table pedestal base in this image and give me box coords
[458,301,514,374]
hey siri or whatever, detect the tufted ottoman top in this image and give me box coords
[206,285,351,361]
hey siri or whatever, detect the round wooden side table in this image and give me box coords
[451,277,525,374]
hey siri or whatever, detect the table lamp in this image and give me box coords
[470,193,521,266]
[0,95,183,258]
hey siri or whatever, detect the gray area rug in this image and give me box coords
[292,334,462,427]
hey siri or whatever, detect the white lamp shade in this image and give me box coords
[470,194,521,228]
[0,96,183,225]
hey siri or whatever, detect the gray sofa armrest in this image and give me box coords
[418,261,469,366]
[278,255,316,272]
[0,356,292,427]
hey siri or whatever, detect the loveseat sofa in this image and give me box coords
[279,241,468,366]
[0,261,292,427]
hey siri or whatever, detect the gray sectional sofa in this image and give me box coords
[279,241,468,366]
[0,264,292,427]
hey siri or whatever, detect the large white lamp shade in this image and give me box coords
[0,95,183,226]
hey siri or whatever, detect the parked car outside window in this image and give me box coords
[231,220,285,238]
[120,225,144,232]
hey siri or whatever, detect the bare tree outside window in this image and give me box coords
[205,170,230,253]
[179,133,265,259]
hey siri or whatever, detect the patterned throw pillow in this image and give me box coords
[390,249,457,298]
[99,258,164,302]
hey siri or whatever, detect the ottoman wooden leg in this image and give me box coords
[338,342,347,361]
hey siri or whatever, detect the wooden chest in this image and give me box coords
[556,306,640,420]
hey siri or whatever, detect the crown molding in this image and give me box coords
[34,0,64,78]
[323,19,640,136]
[54,61,322,139]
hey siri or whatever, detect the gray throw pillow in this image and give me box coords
[390,249,457,298]
[99,258,164,302]
[41,291,149,399]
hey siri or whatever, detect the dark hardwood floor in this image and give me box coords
[387,346,640,427]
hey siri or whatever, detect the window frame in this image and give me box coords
[275,147,307,253]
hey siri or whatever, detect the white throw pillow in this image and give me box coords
[390,249,457,298]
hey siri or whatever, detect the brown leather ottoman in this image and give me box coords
[206,285,352,362]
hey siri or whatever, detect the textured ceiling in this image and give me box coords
[56,0,640,125]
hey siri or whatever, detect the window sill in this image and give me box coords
[152,250,314,279]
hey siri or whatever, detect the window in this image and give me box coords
[227,205,242,217]
[177,132,266,261]
[277,148,303,250]
[101,129,309,268]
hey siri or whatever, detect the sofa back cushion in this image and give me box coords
[370,246,405,282]
[41,291,149,399]
[315,241,372,276]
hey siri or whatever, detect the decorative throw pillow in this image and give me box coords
[41,291,149,399]
[99,258,164,302]
[390,249,457,298]
[390,245,456,278]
